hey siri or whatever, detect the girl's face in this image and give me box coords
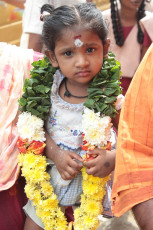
[120,0,144,9]
[48,26,109,86]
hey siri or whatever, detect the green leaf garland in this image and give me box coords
[84,52,122,117]
[19,52,122,120]
[18,56,56,120]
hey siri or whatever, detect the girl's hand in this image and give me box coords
[83,148,116,178]
[45,132,83,180]
[54,149,83,180]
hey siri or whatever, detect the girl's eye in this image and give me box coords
[64,51,72,56]
[86,47,95,53]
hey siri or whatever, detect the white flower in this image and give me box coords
[82,108,100,130]
[17,112,46,142]
[32,128,46,141]
[82,108,112,147]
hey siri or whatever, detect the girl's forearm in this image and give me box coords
[45,132,60,163]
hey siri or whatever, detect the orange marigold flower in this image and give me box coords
[17,137,29,153]
[28,140,46,155]
[106,141,111,150]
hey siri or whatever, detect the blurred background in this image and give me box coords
[0,1,23,45]
[0,0,109,46]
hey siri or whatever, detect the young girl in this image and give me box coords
[103,0,153,95]
[23,3,123,229]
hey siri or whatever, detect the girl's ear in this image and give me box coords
[103,38,110,57]
[45,49,59,68]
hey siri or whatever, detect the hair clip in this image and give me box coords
[40,11,50,21]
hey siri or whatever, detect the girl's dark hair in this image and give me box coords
[41,3,108,51]
[110,0,147,47]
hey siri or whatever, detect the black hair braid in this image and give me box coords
[110,0,147,46]
[110,0,124,46]
[137,1,146,44]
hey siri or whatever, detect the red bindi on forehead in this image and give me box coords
[74,34,82,40]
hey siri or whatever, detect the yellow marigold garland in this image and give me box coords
[73,167,110,229]
[18,152,68,230]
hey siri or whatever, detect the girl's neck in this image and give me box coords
[64,78,88,99]
[59,78,89,105]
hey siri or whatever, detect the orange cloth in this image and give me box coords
[112,42,153,217]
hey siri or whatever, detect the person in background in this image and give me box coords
[111,42,153,230]
[103,0,153,95]
[0,42,43,230]
[20,0,89,52]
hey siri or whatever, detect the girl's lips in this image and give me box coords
[76,71,90,77]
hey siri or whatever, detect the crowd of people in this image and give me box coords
[0,0,153,230]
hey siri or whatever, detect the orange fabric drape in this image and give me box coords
[112,42,153,217]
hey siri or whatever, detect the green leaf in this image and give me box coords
[26,87,35,96]
[103,87,117,96]
[28,97,42,102]
[27,78,39,86]
[37,106,49,113]
[106,81,120,88]
[21,92,28,98]
[19,106,26,112]
[104,96,116,104]
[95,102,107,112]
[18,97,27,106]
[26,107,40,116]
[84,99,95,108]
[34,85,50,95]
[99,103,108,112]
[41,98,50,106]
[27,100,37,108]
[23,78,30,88]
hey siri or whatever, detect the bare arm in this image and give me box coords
[3,0,25,9]
[28,34,43,52]
[45,132,83,180]
[132,199,153,230]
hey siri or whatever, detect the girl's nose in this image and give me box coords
[75,54,89,68]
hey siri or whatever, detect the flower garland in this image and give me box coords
[17,53,121,230]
